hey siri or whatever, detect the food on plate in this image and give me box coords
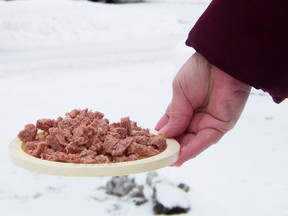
[18,109,167,164]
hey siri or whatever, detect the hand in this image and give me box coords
[155,52,251,166]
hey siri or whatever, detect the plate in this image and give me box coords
[8,134,180,177]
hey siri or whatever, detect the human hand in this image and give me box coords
[155,52,251,166]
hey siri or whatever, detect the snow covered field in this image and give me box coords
[1,0,288,215]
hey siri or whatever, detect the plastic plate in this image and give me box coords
[8,134,180,177]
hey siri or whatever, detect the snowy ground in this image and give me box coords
[1,0,288,215]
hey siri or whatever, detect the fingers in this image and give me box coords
[155,105,171,131]
[173,128,224,166]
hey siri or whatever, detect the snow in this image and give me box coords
[1,0,288,215]
[155,182,190,209]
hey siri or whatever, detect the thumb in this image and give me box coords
[159,111,192,138]
[159,60,195,138]
[159,88,193,137]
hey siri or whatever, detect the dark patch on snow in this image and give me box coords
[94,172,191,215]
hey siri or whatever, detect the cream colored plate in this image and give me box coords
[9,135,180,177]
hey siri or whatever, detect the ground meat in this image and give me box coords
[36,119,56,133]
[120,117,132,135]
[25,141,46,158]
[18,124,37,143]
[17,109,167,164]
[127,143,160,157]
[149,136,167,152]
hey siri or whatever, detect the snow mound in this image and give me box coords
[155,183,190,210]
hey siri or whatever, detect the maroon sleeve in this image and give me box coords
[186,0,288,103]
